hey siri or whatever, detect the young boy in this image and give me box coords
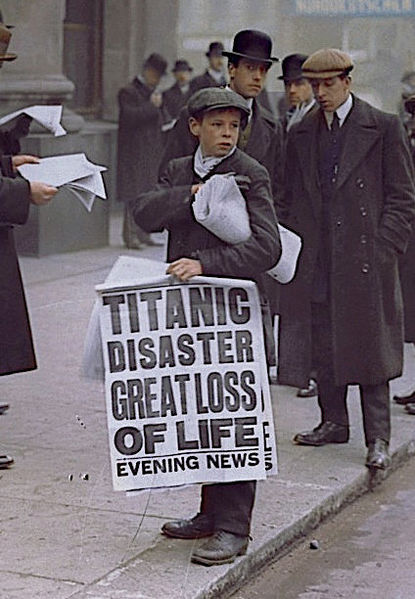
[131,88,281,566]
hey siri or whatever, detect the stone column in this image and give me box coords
[0,0,83,131]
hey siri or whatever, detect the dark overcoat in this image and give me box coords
[278,96,415,387]
[0,168,36,376]
[399,142,415,342]
[163,82,192,120]
[132,148,281,283]
[189,70,222,94]
[116,77,164,202]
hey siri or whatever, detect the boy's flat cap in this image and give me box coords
[302,48,353,79]
[188,88,250,118]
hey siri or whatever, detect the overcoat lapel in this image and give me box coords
[336,97,380,189]
[245,101,272,159]
[293,111,322,219]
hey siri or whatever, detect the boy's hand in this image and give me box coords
[191,183,203,195]
[166,258,202,281]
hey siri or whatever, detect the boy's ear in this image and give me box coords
[188,116,201,137]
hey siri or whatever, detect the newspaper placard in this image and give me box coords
[97,277,278,492]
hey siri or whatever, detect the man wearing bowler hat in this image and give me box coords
[278,48,415,470]
[117,52,168,250]
[276,53,318,398]
[189,41,227,93]
[278,54,315,138]
[161,30,281,184]
[163,59,193,120]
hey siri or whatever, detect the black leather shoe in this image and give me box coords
[191,530,249,566]
[0,455,14,469]
[404,402,415,415]
[393,390,415,405]
[161,513,214,539]
[0,403,9,415]
[365,439,391,470]
[297,379,318,398]
[293,421,349,446]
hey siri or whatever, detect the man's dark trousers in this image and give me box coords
[200,481,256,536]
[311,301,391,445]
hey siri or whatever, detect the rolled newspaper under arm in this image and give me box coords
[192,174,302,284]
[267,223,302,284]
[192,175,251,244]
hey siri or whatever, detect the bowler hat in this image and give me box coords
[278,53,308,81]
[302,48,353,79]
[206,42,224,57]
[188,88,250,122]
[0,24,16,61]
[222,30,279,65]
[172,59,193,73]
[143,53,168,76]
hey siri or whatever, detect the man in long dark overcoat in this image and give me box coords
[0,23,58,469]
[117,53,168,249]
[278,49,415,470]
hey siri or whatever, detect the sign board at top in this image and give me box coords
[293,0,415,16]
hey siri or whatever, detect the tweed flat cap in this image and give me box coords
[302,48,353,79]
[188,88,250,119]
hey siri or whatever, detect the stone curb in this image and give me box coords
[197,437,415,599]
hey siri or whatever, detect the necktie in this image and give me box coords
[330,112,340,181]
[331,111,340,132]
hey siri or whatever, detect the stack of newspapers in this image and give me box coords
[0,105,107,211]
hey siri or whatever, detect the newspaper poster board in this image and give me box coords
[97,275,278,492]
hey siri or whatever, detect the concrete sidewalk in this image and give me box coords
[1,227,415,599]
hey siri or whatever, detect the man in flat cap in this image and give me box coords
[131,87,280,566]
[117,52,168,249]
[278,48,415,470]
[189,41,227,94]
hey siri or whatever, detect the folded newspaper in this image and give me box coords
[0,105,66,137]
[17,153,107,212]
[192,174,302,283]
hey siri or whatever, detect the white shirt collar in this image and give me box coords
[193,144,236,178]
[208,68,225,84]
[324,93,353,128]
[226,86,254,122]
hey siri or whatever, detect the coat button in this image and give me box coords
[336,220,342,226]
[360,206,367,216]
[356,178,364,188]
[361,263,369,273]
[360,234,367,244]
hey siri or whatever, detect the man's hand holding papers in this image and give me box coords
[17,153,107,212]
[29,182,58,205]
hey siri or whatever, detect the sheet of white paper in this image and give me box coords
[65,184,96,212]
[17,153,107,194]
[0,105,66,136]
